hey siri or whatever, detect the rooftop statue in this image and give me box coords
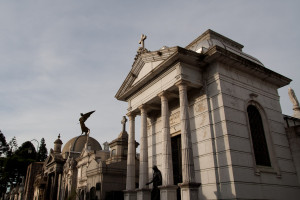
[79,111,95,135]
[288,88,300,118]
[288,88,300,108]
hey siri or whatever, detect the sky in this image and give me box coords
[0,1,300,152]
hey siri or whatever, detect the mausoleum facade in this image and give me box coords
[116,29,300,200]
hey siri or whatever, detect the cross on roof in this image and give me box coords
[121,116,127,132]
[139,34,147,48]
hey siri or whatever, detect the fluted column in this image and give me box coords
[124,112,137,200]
[176,81,200,200]
[137,105,151,200]
[139,105,149,187]
[158,91,177,199]
[126,112,136,190]
[159,92,174,185]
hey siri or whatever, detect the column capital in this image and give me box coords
[175,80,191,88]
[126,112,137,118]
[138,104,150,113]
[158,90,178,99]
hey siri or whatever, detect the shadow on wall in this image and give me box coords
[190,79,235,199]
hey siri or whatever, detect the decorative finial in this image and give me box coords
[139,34,147,49]
[121,116,127,132]
[58,134,61,139]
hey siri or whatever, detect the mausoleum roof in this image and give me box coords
[186,29,264,66]
[62,135,102,155]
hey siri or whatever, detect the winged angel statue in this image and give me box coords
[79,111,95,135]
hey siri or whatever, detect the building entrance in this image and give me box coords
[171,134,182,200]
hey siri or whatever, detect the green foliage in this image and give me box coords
[0,130,9,157]
[37,138,48,162]
[0,138,39,197]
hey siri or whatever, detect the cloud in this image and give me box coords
[0,0,299,150]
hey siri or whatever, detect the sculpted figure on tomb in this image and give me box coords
[146,165,162,200]
[288,88,300,118]
[288,88,300,108]
[79,110,95,135]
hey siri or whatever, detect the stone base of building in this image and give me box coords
[124,190,137,200]
[179,182,201,200]
[159,185,178,200]
[136,188,151,200]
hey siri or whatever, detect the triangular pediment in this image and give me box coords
[87,159,98,171]
[115,46,178,101]
[132,60,164,85]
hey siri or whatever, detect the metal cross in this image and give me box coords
[139,34,147,48]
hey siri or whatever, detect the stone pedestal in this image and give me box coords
[179,183,201,200]
[124,190,137,200]
[136,188,151,200]
[159,185,178,200]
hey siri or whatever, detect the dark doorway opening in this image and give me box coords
[171,134,182,200]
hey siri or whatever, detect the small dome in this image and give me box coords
[54,134,63,145]
[62,135,102,155]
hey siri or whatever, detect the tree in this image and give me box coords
[37,138,48,162]
[0,130,9,157]
[0,130,9,197]
[13,141,37,179]
[7,137,18,156]
[0,140,38,197]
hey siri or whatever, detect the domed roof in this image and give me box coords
[186,29,264,67]
[54,134,63,144]
[62,135,102,155]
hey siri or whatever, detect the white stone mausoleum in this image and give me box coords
[115,29,300,200]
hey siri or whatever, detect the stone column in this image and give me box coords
[176,81,200,200]
[137,105,151,200]
[45,175,51,200]
[57,173,62,200]
[158,91,178,199]
[124,112,137,200]
[53,172,59,200]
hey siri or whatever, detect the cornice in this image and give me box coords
[186,29,244,50]
[203,46,291,88]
